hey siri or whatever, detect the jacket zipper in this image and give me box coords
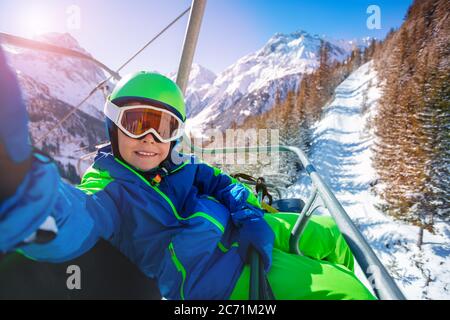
[168,242,187,300]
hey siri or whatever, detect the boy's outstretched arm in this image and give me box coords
[0,43,120,262]
[0,45,32,201]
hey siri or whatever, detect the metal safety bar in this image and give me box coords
[289,187,322,256]
[249,190,275,300]
[180,143,406,300]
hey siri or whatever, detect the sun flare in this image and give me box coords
[20,7,54,37]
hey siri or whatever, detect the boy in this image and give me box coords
[0,45,375,300]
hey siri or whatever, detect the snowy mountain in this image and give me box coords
[2,32,109,182]
[286,61,450,299]
[168,63,217,118]
[185,30,370,136]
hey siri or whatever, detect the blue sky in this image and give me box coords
[0,0,413,75]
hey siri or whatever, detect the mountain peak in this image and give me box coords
[189,63,216,84]
[168,63,216,89]
[268,29,317,41]
[261,29,373,59]
[260,29,323,58]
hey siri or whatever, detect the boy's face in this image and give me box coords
[117,126,171,172]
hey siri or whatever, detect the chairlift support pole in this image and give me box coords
[176,0,207,94]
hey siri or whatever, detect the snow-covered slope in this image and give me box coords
[287,61,450,299]
[186,30,370,136]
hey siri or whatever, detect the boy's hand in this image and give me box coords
[0,43,31,163]
[233,208,274,273]
[0,43,32,200]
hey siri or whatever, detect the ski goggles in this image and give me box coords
[104,101,185,143]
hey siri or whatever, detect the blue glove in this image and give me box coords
[231,204,265,226]
[233,208,274,273]
[0,44,31,163]
[219,183,256,213]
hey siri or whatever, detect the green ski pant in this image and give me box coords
[229,213,377,300]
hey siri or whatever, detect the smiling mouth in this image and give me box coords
[134,151,159,157]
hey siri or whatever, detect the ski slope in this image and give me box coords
[286,61,450,300]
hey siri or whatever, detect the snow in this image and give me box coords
[286,61,450,300]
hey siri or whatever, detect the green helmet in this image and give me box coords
[108,71,186,122]
[105,71,186,161]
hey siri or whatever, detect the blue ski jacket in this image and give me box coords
[0,144,272,300]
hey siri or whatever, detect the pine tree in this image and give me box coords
[372,0,449,237]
